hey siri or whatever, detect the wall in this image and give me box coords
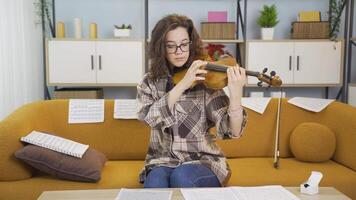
[54,0,351,99]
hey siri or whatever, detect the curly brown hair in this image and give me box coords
[148,14,204,81]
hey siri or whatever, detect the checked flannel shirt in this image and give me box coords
[137,73,247,185]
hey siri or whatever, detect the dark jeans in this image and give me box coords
[144,164,221,188]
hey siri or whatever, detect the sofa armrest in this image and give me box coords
[321,102,356,171]
[0,104,38,181]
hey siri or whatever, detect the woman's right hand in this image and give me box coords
[178,60,208,91]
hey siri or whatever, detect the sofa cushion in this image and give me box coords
[14,145,107,182]
[290,122,336,162]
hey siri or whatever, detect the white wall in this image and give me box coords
[0,0,44,120]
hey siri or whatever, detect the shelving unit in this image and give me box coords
[42,0,353,101]
[344,0,355,103]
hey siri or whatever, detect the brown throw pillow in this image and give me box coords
[14,145,107,182]
[290,122,336,162]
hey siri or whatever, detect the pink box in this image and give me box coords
[208,11,228,22]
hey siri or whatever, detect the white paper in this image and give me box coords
[114,99,138,119]
[250,91,264,97]
[271,91,286,98]
[115,188,172,200]
[241,97,271,114]
[68,99,104,124]
[21,131,89,158]
[181,188,237,200]
[232,186,300,200]
[181,186,300,200]
[287,97,334,112]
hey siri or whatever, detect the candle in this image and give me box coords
[89,23,97,39]
[74,18,82,39]
[56,21,65,38]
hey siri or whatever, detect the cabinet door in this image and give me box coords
[247,42,294,85]
[294,41,342,84]
[48,41,96,84]
[96,41,144,85]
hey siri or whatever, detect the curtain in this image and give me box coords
[0,0,44,120]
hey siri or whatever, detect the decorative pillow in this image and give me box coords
[14,145,107,182]
[290,122,336,162]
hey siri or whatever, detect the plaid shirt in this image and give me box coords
[137,73,247,186]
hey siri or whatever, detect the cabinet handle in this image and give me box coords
[289,56,292,71]
[297,56,300,71]
[91,55,94,70]
[99,55,102,70]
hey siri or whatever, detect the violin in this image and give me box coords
[172,56,283,90]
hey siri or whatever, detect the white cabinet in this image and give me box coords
[246,40,343,86]
[47,39,144,86]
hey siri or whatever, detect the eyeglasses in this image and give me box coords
[166,41,192,54]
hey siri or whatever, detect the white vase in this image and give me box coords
[261,27,274,40]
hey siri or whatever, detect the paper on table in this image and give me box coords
[231,185,300,200]
[114,99,138,119]
[68,99,104,124]
[287,97,334,112]
[181,188,237,200]
[115,188,172,200]
[241,97,271,114]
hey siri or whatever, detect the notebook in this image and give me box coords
[20,131,89,158]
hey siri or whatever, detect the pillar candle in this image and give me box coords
[74,18,82,39]
[89,23,97,39]
[56,21,65,38]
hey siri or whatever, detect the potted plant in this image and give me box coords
[257,4,279,40]
[114,24,132,38]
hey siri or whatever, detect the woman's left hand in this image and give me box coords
[227,65,247,101]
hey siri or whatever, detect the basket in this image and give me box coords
[291,21,330,39]
[201,22,236,39]
[53,88,103,99]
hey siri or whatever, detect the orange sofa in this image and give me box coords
[0,99,355,200]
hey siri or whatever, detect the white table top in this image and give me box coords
[38,187,351,200]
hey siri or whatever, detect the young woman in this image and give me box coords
[137,14,247,188]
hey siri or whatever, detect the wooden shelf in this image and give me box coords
[146,38,244,43]
[48,38,145,42]
[247,38,344,42]
[202,39,244,43]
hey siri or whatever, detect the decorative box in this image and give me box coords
[208,11,228,22]
[201,22,236,39]
[53,88,103,99]
[291,21,330,39]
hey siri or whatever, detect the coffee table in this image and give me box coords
[38,187,351,200]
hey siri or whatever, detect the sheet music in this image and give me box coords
[68,99,104,123]
[181,188,237,200]
[231,185,300,200]
[21,131,89,158]
[181,186,300,200]
[241,97,271,114]
[114,99,138,119]
[287,97,334,112]
[116,188,172,200]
